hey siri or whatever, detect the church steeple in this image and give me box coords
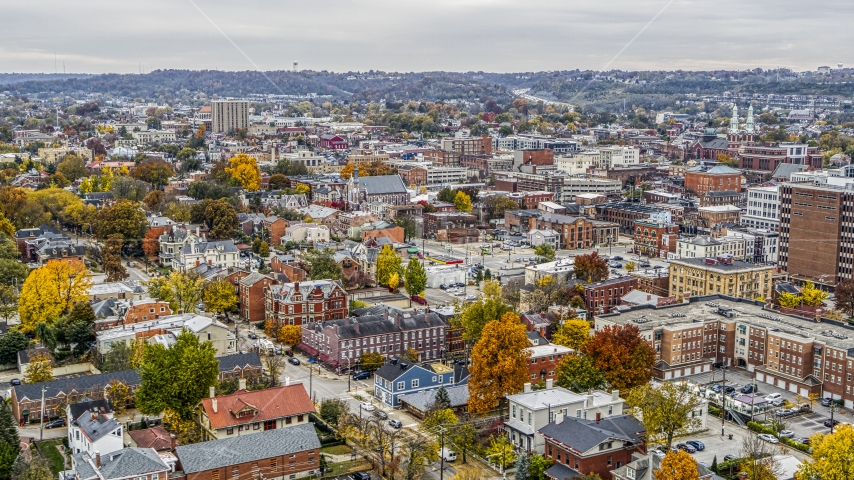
[746,105,755,134]
[730,105,739,133]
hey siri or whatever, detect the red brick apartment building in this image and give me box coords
[239,272,277,322]
[594,295,854,403]
[633,220,679,258]
[584,277,638,316]
[527,344,573,382]
[541,415,646,480]
[738,143,822,172]
[264,280,348,327]
[684,165,743,195]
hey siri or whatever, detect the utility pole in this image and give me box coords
[439,427,446,480]
[721,365,727,437]
[39,385,46,441]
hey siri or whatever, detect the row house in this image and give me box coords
[593,295,854,404]
[594,203,669,235]
[300,310,448,370]
[526,344,573,382]
[632,220,679,258]
[528,212,619,250]
[584,276,638,316]
[239,273,277,322]
[264,280,348,327]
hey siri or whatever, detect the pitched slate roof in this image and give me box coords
[544,462,583,480]
[68,399,113,422]
[198,384,315,430]
[75,408,122,444]
[355,175,407,195]
[72,448,168,480]
[13,370,141,402]
[538,414,645,454]
[216,352,262,372]
[180,240,238,255]
[175,423,320,474]
[307,312,447,340]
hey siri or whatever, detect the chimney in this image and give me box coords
[285,377,291,386]
[555,413,565,425]
[647,294,651,301]
[95,451,101,469]
[238,378,247,391]
[209,386,215,398]
[294,282,300,293]
[612,389,620,401]
[596,412,601,423]
[394,313,402,328]
[210,387,218,413]
[524,383,532,393]
[196,226,200,236]
[170,434,176,451]
[586,394,594,407]
[545,379,554,390]
[384,308,389,321]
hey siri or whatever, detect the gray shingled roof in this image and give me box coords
[175,423,320,474]
[180,240,238,255]
[14,370,141,402]
[355,175,407,195]
[544,462,583,480]
[307,312,447,340]
[216,352,262,371]
[539,414,645,454]
[72,448,168,480]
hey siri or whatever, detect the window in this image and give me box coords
[232,469,239,478]
[212,472,220,480]
[397,381,404,390]
[271,460,278,472]
[411,379,420,388]
[226,427,234,435]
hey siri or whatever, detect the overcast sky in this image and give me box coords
[2,0,852,74]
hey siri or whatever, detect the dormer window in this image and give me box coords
[626,467,635,480]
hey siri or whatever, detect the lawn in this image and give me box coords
[321,459,371,478]
[35,439,66,475]
[320,444,353,456]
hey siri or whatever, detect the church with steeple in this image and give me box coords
[726,104,757,155]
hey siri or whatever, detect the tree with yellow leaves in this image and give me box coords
[454,191,473,213]
[655,450,699,480]
[277,325,302,349]
[226,153,261,191]
[18,260,92,332]
[797,423,854,480]
[551,319,592,350]
[105,379,130,415]
[295,183,310,194]
[376,244,403,288]
[468,312,530,414]
[339,162,355,179]
[23,352,54,384]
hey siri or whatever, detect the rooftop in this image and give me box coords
[507,387,619,410]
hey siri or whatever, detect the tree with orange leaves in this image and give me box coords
[582,323,655,391]
[655,450,699,480]
[468,312,530,414]
[143,227,168,264]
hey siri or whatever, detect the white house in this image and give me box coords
[286,223,331,243]
[505,384,624,452]
[67,399,124,456]
[173,239,239,271]
[95,314,236,356]
[527,229,561,249]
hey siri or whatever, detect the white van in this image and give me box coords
[439,448,456,462]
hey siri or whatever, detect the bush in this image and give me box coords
[746,421,810,452]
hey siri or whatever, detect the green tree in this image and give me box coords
[421,408,458,436]
[430,385,452,411]
[555,355,606,393]
[319,398,348,426]
[190,199,238,240]
[12,456,53,480]
[450,423,478,464]
[437,188,456,203]
[0,285,17,322]
[534,244,555,263]
[528,454,554,480]
[515,453,530,480]
[56,154,87,181]
[94,200,148,243]
[135,330,219,419]
[395,216,418,241]
[302,248,342,280]
[376,244,402,287]
[0,331,28,365]
[100,341,132,372]
[484,435,516,470]
[404,258,427,297]
[454,191,473,213]
[457,280,508,342]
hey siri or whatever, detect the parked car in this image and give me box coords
[709,384,723,392]
[741,384,758,394]
[44,419,66,429]
[439,448,457,462]
[723,455,736,461]
[9,379,20,386]
[822,397,834,407]
[288,358,300,365]
[825,419,840,427]
[778,430,795,438]
[796,436,812,445]
[712,362,725,369]
[439,284,448,290]
[612,256,623,261]
[127,261,136,268]
[388,419,403,429]
[352,472,371,480]
[248,333,258,339]
[353,371,371,380]
[764,393,782,402]
[372,410,388,420]
[758,434,779,444]
[723,386,735,394]
[775,408,795,417]
[639,262,651,268]
[685,440,705,451]
[360,402,375,412]
[798,403,812,412]
[675,443,696,453]
[772,399,785,407]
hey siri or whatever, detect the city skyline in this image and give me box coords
[2,0,851,74]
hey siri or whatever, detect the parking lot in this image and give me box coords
[680,367,845,441]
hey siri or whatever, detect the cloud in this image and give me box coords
[2,0,851,74]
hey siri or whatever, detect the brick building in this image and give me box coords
[423,212,477,236]
[514,149,554,167]
[541,415,646,480]
[779,182,854,287]
[526,344,573,382]
[584,277,638,316]
[594,203,668,235]
[527,212,619,250]
[198,383,315,440]
[699,190,741,207]
[629,269,670,297]
[300,311,448,369]
[697,205,742,228]
[239,273,277,322]
[668,257,773,300]
[175,424,321,480]
[632,220,679,257]
[684,165,742,196]
[507,191,556,209]
[264,280,348,327]
[397,165,428,186]
[738,143,822,172]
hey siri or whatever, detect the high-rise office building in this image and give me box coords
[211,100,249,133]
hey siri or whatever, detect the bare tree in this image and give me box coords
[739,433,783,480]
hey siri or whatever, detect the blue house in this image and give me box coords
[373,358,468,407]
